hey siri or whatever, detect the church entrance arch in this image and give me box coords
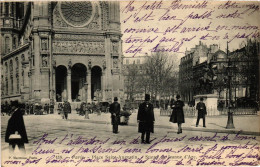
[91,66,102,100]
[56,65,67,102]
[71,63,87,102]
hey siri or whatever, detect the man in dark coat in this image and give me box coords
[5,101,28,154]
[50,101,54,114]
[109,97,121,133]
[196,98,207,127]
[44,103,49,114]
[170,95,185,134]
[63,101,71,120]
[137,94,155,144]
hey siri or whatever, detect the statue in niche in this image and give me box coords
[112,42,118,53]
[88,60,92,70]
[42,55,48,67]
[68,59,72,69]
[113,58,118,68]
[102,60,106,70]
[41,39,48,51]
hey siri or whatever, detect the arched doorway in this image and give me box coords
[91,66,102,100]
[56,65,67,102]
[71,63,87,102]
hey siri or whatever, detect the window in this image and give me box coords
[11,76,13,94]
[5,62,8,95]
[9,60,13,72]
[5,3,9,16]
[5,36,10,53]
[15,57,19,70]
[13,37,16,49]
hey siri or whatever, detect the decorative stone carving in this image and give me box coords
[59,2,94,27]
[41,38,48,51]
[88,59,92,70]
[53,41,105,54]
[100,2,109,30]
[102,60,106,70]
[42,55,48,67]
[54,34,105,41]
[113,57,118,68]
[112,42,119,54]
[53,2,101,30]
[68,59,72,69]
[28,71,32,77]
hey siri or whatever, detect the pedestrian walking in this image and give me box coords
[109,97,120,134]
[137,94,155,144]
[44,103,49,114]
[50,101,54,114]
[5,101,28,155]
[169,94,185,134]
[196,97,207,127]
[58,103,64,118]
[63,101,71,120]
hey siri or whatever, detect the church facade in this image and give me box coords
[1,2,124,104]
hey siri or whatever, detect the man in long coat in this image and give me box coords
[170,94,185,134]
[137,94,155,144]
[109,97,120,133]
[63,101,71,120]
[196,98,207,127]
[5,101,28,154]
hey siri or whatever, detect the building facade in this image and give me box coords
[1,2,124,104]
[122,56,149,102]
[179,41,259,104]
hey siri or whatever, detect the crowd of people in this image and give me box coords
[3,93,207,156]
[1,102,54,116]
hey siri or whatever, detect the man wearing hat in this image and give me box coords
[5,101,28,154]
[109,97,121,134]
[137,94,155,144]
[170,94,185,134]
[196,97,207,127]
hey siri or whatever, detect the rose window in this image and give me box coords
[59,2,94,27]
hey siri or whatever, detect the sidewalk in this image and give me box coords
[47,109,260,136]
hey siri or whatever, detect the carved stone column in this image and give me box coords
[87,71,91,103]
[67,68,72,102]
[33,34,41,100]
[101,70,106,101]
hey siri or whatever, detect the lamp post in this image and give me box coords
[226,58,235,129]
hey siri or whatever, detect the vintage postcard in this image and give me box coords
[1,0,260,166]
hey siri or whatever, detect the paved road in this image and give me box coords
[1,114,260,167]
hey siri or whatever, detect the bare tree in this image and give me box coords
[143,52,177,105]
[124,63,139,102]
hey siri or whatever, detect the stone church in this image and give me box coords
[1,2,124,104]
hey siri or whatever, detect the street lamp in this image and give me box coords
[226,58,235,129]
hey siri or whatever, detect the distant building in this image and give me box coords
[122,55,149,102]
[179,41,259,104]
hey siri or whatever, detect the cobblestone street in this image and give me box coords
[2,112,260,167]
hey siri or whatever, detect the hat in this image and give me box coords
[114,97,118,101]
[145,94,150,101]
